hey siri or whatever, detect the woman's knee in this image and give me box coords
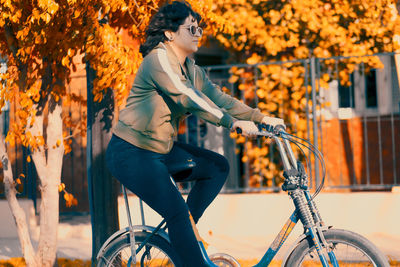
[215,153,230,178]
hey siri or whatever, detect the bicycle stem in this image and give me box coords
[273,131,331,266]
[273,136,293,171]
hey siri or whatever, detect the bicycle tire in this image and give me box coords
[285,228,389,267]
[209,253,240,267]
[97,231,182,267]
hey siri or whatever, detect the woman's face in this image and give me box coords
[168,15,202,56]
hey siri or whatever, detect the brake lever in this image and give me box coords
[273,124,286,135]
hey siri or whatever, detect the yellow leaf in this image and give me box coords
[322,73,330,82]
[27,156,31,163]
[291,91,303,101]
[48,2,59,15]
[62,56,69,67]
[58,183,65,192]
[73,10,81,18]
[64,193,71,201]
[246,53,261,65]
[228,75,239,83]
[44,13,51,23]
[256,89,265,99]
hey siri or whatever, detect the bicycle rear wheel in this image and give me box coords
[285,229,389,266]
[97,231,181,267]
[209,253,240,267]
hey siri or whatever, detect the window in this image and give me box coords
[365,69,378,108]
[338,73,355,108]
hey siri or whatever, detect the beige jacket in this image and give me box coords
[114,42,264,154]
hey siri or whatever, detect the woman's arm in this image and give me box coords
[198,66,284,127]
[197,67,263,121]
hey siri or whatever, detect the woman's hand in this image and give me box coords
[231,120,259,137]
[261,116,285,128]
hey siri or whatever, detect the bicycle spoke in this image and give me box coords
[105,244,174,267]
[300,241,376,266]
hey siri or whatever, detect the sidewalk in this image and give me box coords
[0,214,92,260]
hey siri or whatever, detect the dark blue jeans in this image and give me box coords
[106,134,229,266]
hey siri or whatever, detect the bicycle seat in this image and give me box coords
[168,159,196,175]
[167,159,196,182]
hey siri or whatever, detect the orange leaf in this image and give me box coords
[61,56,69,67]
[58,183,65,192]
[64,193,71,201]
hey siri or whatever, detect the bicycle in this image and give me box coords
[96,125,390,267]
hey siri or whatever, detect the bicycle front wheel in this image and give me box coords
[97,231,181,267]
[285,229,389,267]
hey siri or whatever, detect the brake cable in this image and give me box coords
[280,132,327,198]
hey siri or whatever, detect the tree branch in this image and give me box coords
[0,135,38,266]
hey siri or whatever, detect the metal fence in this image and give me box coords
[179,52,400,192]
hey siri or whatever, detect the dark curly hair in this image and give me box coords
[139,1,202,57]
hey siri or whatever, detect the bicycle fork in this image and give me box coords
[275,135,339,267]
[290,189,339,267]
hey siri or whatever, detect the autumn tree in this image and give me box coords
[0,0,143,266]
[0,0,233,265]
[210,0,400,187]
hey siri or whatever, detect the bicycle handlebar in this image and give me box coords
[235,123,286,137]
[234,123,326,199]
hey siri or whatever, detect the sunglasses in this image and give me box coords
[181,25,203,36]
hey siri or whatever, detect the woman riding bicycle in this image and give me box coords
[106,1,283,266]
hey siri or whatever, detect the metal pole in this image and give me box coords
[361,62,371,185]
[303,60,313,188]
[254,67,263,181]
[310,57,320,187]
[335,60,344,186]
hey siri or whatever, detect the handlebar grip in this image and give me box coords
[260,123,286,134]
[259,123,275,132]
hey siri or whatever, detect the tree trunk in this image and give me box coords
[36,180,60,267]
[91,91,120,260]
[86,64,119,262]
[29,97,64,266]
[0,135,39,267]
